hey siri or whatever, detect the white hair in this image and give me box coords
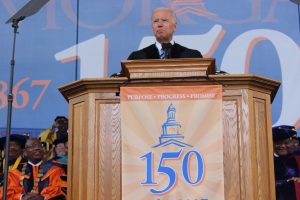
[152,7,177,24]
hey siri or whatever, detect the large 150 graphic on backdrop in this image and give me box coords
[0,0,299,134]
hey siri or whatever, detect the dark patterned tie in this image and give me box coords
[161,43,172,59]
[160,50,167,59]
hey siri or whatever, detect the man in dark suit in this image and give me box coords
[127,7,202,60]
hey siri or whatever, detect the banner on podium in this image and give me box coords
[121,85,224,200]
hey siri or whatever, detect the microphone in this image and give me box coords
[215,70,228,74]
[110,72,122,77]
[161,43,172,59]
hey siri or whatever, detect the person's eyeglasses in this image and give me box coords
[25,143,43,149]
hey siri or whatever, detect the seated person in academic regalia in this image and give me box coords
[52,138,68,173]
[39,116,68,160]
[273,125,300,200]
[51,138,68,196]
[0,138,67,200]
[288,134,300,171]
[289,135,300,155]
[0,134,28,186]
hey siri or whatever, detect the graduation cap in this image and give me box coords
[272,125,297,142]
[0,134,28,149]
[54,116,68,122]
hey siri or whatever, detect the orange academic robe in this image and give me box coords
[0,161,67,200]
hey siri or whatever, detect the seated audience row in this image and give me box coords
[0,115,68,199]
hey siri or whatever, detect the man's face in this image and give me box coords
[8,141,23,160]
[274,138,291,156]
[25,139,44,163]
[152,9,176,43]
[55,118,68,134]
[55,143,67,157]
[289,138,299,153]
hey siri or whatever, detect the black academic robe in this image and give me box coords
[274,155,299,200]
[127,43,202,60]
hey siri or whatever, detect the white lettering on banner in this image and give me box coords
[54,34,107,78]
[157,94,186,99]
[220,29,300,126]
[190,93,216,99]
[126,93,216,100]
[127,95,153,100]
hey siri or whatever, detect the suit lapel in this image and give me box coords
[144,44,160,59]
[171,43,182,58]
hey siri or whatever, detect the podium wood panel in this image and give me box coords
[60,74,279,200]
[222,89,274,200]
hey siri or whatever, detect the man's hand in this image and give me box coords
[288,177,300,182]
[22,193,45,200]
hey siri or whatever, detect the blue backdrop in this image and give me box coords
[0,0,299,136]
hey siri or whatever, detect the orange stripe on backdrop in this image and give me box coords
[244,37,268,73]
[205,29,225,58]
[295,118,300,129]
[103,38,109,77]
[120,85,222,101]
[60,56,79,63]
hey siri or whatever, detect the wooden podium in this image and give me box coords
[59,58,280,200]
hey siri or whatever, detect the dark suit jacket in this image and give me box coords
[127,43,202,60]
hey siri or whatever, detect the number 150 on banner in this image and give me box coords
[140,149,205,195]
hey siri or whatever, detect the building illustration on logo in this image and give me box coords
[153,103,193,148]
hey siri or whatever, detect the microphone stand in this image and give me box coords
[2,0,51,198]
[2,17,25,200]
